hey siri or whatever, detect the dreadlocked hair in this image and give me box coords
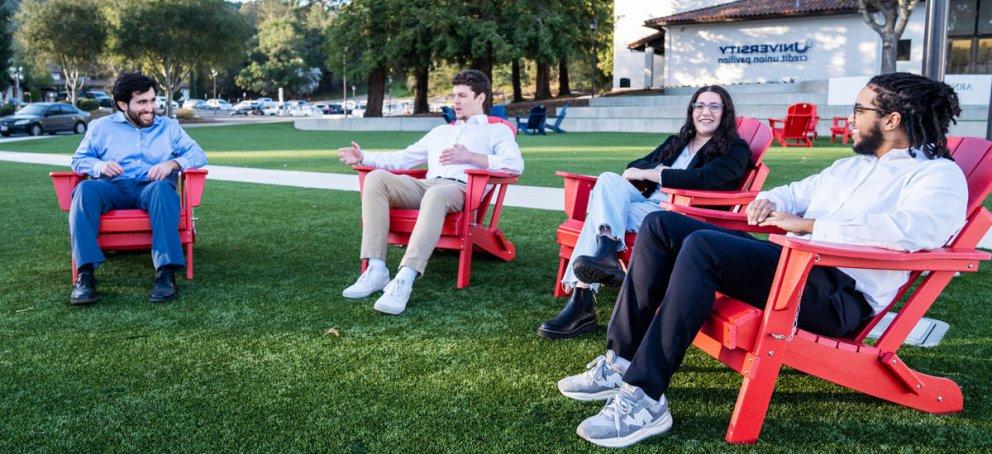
[867,72,961,160]
[660,85,739,161]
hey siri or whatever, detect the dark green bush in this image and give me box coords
[0,103,16,117]
[76,98,100,111]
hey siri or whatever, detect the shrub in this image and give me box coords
[0,103,16,117]
[76,98,100,111]
[175,108,197,120]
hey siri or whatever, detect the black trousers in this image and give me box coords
[606,211,872,401]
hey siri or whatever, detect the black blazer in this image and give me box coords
[625,135,752,198]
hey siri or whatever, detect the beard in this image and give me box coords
[852,121,883,156]
[126,107,155,127]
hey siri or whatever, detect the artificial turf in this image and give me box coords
[1,126,991,451]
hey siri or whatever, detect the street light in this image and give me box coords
[210,69,218,99]
[589,18,598,98]
[342,46,348,118]
[8,66,23,105]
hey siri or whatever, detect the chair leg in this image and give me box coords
[725,353,784,444]
[553,256,568,297]
[71,257,77,284]
[456,245,473,289]
[186,242,194,280]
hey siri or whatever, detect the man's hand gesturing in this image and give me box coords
[338,141,363,165]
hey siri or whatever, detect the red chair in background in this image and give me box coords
[354,116,519,289]
[830,116,853,144]
[768,102,818,147]
[50,169,209,281]
[552,117,774,297]
[662,136,992,443]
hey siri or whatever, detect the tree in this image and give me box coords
[858,0,919,74]
[15,0,107,106]
[110,0,247,116]
[326,0,393,117]
[0,0,15,93]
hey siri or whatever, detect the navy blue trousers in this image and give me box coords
[606,211,872,401]
[69,178,184,271]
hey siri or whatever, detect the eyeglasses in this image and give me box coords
[691,102,723,112]
[852,104,885,119]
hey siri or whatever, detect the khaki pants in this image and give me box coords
[360,169,466,274]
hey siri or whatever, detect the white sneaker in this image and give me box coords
[373,278,412,315]
[558,350,627,401]
[342,268,390,299]
[576,383,672,448]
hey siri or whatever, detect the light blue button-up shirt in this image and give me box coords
[71,112,207,181]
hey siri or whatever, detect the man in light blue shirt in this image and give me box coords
[68,72,207,306]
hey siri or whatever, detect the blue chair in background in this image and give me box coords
[515,105,547,135]
[490,105,508,119]
[441,106,456,123]
[546,103,569,133]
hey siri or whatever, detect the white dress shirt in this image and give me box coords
[756,148,968,314]
[360,114,523,182]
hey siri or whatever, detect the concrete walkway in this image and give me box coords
[0,150,563,211]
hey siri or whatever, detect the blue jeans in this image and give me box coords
[69,178,184,271]
[562,172,662,290]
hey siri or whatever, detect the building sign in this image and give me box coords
[829,75,992,105]
[717,40,813,65]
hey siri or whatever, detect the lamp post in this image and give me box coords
[342,46,348,118]
[589,19,598,98]
[8,66,23,105]
[210,69,218,99]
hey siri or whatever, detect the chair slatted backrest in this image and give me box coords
[783,114,814,138]
[526,105,547,129]
[734,117,774,192]
[853,136,992,343]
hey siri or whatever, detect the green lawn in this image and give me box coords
[2,122,851,188]
[1,127,991,451]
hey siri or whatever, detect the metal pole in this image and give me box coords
[342,47,348,118]
[987,84,992,140]
[921,0,949,81]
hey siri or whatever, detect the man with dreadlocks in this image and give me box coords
[556,72,968,448]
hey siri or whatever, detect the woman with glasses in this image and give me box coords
[538,85,752,340]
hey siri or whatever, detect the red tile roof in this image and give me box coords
[646,0,861,27]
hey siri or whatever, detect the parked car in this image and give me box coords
[155,96,179,113]
[262,102,286,116]
[231,100,263,116]
[0,102,91,137]
[83,90,114,108]
[206,99,232,110]
[182,99,209,110]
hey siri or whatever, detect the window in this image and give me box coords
[897,39,911,61]
[946,0,992,74]
[949,0,978,36]
[980,0,992,34]
[977,37,992,73]
[948,38,974,73]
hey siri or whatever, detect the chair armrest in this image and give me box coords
[556,171,598,221]
[50,171,87,211]
[769,235,990,272]
[464,169,519,211]
[661,203,786,234]
[181,169,208,208]
[768,118,783,128]
[662,188,760,207]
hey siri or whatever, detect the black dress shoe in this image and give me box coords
[149,268,178,303]
[69,271,98,306]
[538,287,597,339]
[573,235,625,287]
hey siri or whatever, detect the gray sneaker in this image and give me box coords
[576,383,672,448]
[558,351,626,401]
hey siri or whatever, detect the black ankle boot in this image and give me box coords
[149,267,178,303]
[538,287,597,339]
[572,235,625,287]
[69,270,98,306]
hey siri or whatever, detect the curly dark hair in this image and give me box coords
[112,72,158,111]
[867,72,961,159]
[659,85,739,160]
[451,69,491,105]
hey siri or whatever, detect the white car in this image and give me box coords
[206,99,232,110]
[182,99,209,110]
[261,102,285,116]
[155,96,179,113]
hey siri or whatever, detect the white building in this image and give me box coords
[614,0,992,89]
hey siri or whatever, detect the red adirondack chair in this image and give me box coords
[768,102,818,147]
[662,136,992,443]
[830,116,853,144]
[50,169,209,281]
[552,117,774,297]
[354,116,519,289]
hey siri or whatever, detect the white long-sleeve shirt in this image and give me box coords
[360,114,523,181]
[756,148,968,314]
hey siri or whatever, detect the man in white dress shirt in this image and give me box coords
[556,72,968,447]
[337,70,523,315]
